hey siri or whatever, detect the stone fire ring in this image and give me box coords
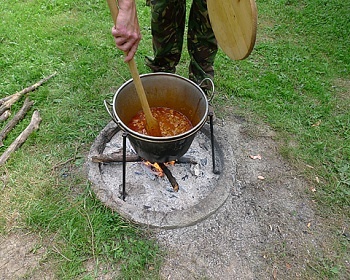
[87,121,233,229]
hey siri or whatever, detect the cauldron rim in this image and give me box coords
[107,72,210,162]
[113,73,209,142]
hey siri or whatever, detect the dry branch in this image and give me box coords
[159,162,179,192]
[91,153,197,164]
[0,96,13,106]
[0,98,34,147]
[0,110,42,166]
[0,110,11,122]
[0,72,56,115]
[91,153,141,163]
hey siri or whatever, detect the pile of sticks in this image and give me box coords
[0,72,56,166]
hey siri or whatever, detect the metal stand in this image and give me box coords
[120,116,219,200]
[209,112,220,174]
[121,132,128,201]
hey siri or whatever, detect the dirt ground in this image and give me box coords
[1,107,349,279]
[153,111,348,280]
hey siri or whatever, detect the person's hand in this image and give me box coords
[111,0,141,62]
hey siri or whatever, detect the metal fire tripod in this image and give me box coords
[120,112,218,201]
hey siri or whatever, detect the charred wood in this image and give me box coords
[91,153,197,165]
[91,153,140,163]
[159,162,179,192]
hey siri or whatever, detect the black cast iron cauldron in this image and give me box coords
[105,73,209,163]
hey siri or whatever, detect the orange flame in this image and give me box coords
[143,161,164,177]
[142,161,176,177]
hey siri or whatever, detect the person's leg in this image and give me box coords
[146,0,186,73]
[187,0,218,87]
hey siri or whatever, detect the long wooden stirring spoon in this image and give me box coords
[106,0,162,137]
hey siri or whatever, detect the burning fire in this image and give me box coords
[142,161,175,177]
[141,160,179,192]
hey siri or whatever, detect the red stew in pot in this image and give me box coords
[128,107,193,136]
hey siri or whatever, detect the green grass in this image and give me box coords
[1,0,349,278]
[218,0,350,214]
[26,183,159,279]
[1,0,161,279]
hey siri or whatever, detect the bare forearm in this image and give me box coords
[117,0,135,10]
[112,0,141,61]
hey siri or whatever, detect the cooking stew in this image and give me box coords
[128,107,193,136]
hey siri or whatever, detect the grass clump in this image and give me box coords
[1,0,160,278]
[1,0,349,278]
[26,183,160,279]
[215,0,349,212]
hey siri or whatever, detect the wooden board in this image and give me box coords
[207,0,257,60]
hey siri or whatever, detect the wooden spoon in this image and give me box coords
[106,0,162,137]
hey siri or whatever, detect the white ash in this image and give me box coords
[100,130,221,213]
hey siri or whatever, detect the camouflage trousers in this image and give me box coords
[145,0,218,87]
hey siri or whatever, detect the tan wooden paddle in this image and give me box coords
[207,0,258,60]
[106,0,162,137]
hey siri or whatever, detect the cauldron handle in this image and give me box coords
[199,78,215,102]
[104,100,119,125]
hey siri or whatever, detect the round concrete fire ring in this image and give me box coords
[87,121,234,229]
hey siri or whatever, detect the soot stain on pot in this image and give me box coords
[108,73,209,163]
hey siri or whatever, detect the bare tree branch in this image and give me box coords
[0,98,34,146]
[0,96,13,106]
[0,72,56,115]
[0,110,11,122]
[0,110,42,166]
[91,153,197,164]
